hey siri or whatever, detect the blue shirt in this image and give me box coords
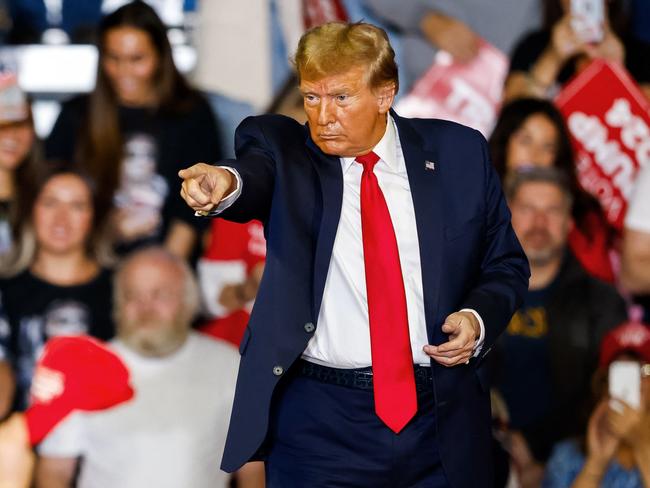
[544,440,642,488]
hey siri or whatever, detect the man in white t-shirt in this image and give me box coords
[622,164,650,313]
[34,247,262,488]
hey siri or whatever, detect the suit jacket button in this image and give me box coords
[304,322,315,333]
[273,366,284,376]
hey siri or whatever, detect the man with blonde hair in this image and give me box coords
[180,22,528,487]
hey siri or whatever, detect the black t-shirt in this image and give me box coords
[45,95,221,255]
[496,283,555,431]
[509,29,650,85]
[0,268,115,409]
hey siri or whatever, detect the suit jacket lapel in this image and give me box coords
[305,133,343,321]
[393,113,446,344]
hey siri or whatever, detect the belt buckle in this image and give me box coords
[353,369,373,389]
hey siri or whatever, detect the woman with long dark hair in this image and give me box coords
[489,97,615,282]
[46,1,221,258]
[0,164,114,411]
[0,76,40,258]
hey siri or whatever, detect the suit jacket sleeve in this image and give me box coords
[461,133,530,358]
[216,116,278,225]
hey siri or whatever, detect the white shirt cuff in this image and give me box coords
[194,166,242,217]
[460,308,485,357]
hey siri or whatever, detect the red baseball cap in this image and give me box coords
[24,336,135,445]
[599,321,650,368]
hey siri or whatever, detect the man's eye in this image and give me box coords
[336,95,348,102]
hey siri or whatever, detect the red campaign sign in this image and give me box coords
[555,60,650,231]
[303,0,348,29]
[395,40,508,137]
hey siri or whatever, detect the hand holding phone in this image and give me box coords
[609,360,641,411]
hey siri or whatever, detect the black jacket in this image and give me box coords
[494,251,628,462]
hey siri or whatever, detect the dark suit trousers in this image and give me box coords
[265,366,450,487]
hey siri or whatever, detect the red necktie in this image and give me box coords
[356,151,417,433]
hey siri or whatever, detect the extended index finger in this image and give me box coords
[178,162,209,180]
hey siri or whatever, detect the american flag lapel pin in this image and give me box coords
[425,160,435,171]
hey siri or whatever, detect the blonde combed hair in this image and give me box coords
[293,21,399,94]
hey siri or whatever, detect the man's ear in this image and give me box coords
[376,83,396,114]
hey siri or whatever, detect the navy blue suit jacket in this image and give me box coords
[217,111,529,487]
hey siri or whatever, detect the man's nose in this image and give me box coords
[531,210,549,227]
[131,298,160,319]
[317,99,335,126]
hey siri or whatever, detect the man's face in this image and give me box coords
[509,181,572,266]
[117,257,189,357]
[300,65,394,157]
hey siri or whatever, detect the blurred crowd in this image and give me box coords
[0,0,649,487]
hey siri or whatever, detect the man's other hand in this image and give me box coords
[423,311,480,367]
[179,163,235,214]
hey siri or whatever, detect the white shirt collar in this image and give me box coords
[341,115,398,173]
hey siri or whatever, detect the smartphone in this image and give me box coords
[609,360,641,410]
[571,0,605,43]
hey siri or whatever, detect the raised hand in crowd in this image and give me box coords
[549,13,587,63]
[419,12,480,63]
[573,398,649,487]
[507,9,612,99]
[218,262,265,314]
[583,23,625,65]
[544,323,650,487]
[503,0,649,101]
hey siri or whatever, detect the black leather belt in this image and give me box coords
[297,359,433,393]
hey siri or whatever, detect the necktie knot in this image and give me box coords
[355,151,380,172]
